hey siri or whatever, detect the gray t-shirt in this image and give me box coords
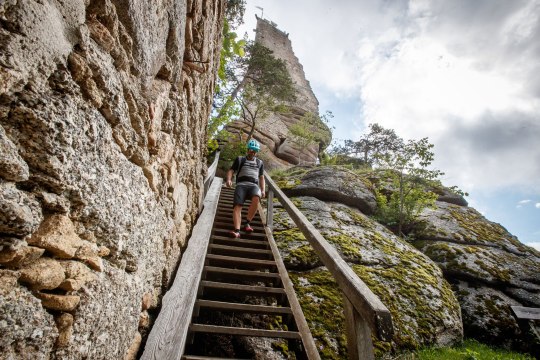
[231,156,264,185]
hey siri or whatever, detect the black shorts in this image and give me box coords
[234,183,261,205]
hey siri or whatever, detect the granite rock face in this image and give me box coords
[414,201,540,352]
[272,196,463,358]
[0,0,224,358]
[225,18,331,169]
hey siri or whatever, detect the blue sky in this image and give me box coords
[238,0,540,250]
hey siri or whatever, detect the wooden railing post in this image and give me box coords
[266,189,274,230]
[343,295,374,360]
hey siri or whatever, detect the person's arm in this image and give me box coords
[226,169,234,188]
[226,157,240,188]
[259,161,265,198]
[259,174,265,198]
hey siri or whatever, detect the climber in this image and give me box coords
[225,139,266,238]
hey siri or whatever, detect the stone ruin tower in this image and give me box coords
[226,17,331,169]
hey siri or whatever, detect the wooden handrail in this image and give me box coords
[264,172,393,359]
[203,150,220,199]
[141,178,223,360]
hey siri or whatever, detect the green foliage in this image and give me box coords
[238,43,297,140]
[390,339,535,360]
[375,175,438,235]
[374,135,443,236]
[289,111,332,164]
[218,132,247,162]
[332,123,401,166]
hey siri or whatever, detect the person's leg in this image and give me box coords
[246,195,259,222]
[230,186,246,238]
[233,204,242,231]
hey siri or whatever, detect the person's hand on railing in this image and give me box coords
[225,178,233,188]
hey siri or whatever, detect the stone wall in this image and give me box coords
[0,0,224,358]
[226,17,331,169]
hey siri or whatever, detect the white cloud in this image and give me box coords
[519,199,532,204]
[536,203,540,209]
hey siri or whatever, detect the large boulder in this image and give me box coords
[414,201,540,352]
[274,166,377,215]
[272,196,463,358]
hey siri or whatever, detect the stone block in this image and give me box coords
[36,293,80,312]
[27,215,84,259]
[19,257,65,290]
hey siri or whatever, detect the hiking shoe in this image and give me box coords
[243,224,254,233]
[229,230,240,238]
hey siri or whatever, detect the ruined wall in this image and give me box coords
[0,0,224,358]
[226,17,331,169]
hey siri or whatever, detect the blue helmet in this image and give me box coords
[247,139,260,152]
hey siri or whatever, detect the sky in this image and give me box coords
[238,0,540,250]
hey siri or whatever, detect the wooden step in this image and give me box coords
[183,356,249,360]
[212,229,266,239]
[208,244,272,258]
[213,221,264,231]
[205,254,277,269]
[189,324,301,339]
[195,299,292,315]
[211,236,268,249]
[203,266,280,281]
[201,280,285,295]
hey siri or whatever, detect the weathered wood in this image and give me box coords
[260,203,322,360]
[196,299,293,315]
[209,244,272,259]
[343,296,374,360]
[201,280,285,295]
[264,173,393,341]
[511,306,540,320]
[141,178,223,360]
[189,324,301,339]
[205,254,276,267]
[203,151,220,200]
[210,236,269,248]
[267,190,274,230]
[203,266,280,280]
[183,356,249,360]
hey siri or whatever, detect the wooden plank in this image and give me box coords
[209,244,272,256]
[213,228,266,238]
[196,299,293,315]
[213,221,264,231]
[343,296,374,360]
[201,280,285,295]
[183,356,249,360]
[511,306,540,320]
[202,151,220,201]
[211,236,269,248]
[259,204,321,360]
[189,324,301,339]
[266,190,274,230]
[141,178,223,360]
[204,266,280,280]
[205,254,276,266]
[264,173,393,342]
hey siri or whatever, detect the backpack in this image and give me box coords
[236,156,262,184]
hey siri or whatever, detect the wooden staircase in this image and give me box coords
[182,187,317,359]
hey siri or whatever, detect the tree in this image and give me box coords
[208,2,247,140]
[331,123,401,166]
[289,111,333,164]
[237,43,296,141]
[374,136,443,237]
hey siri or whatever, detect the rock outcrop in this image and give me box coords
[225,18,331,169]
[0,0,224,358]
[271,166,540,357]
